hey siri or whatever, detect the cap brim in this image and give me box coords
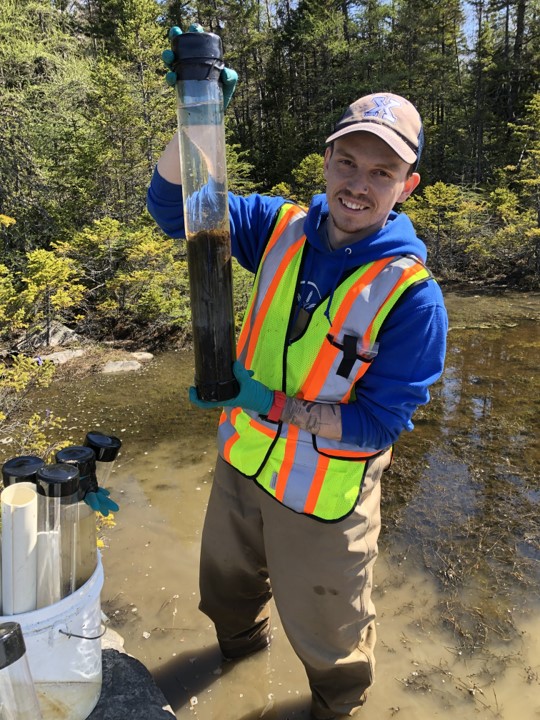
[325,124,417,164]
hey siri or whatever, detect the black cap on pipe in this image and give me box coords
[56,445,97,497]
[171,31,224,82]
[0,622,26,669]
[1,455,44,487]
[37,463,80,498]
[55,446,95,479]
[84,431,121,463]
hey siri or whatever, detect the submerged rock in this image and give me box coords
[102,360,142,374]
[131,352,154,362]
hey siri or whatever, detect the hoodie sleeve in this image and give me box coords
[146,167,285,273]
[340,280,448,449]
[146,168,186,238]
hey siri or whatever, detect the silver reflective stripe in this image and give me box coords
[217,411,236,456]
[281,433,316,511]
[250,210,306,320]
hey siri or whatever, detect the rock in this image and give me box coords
[87,649,175,720]
[101,627,125,653]
[16,321,82,351]
[102,360,142,374]
[39,348,86,365]
[131,352,154,362]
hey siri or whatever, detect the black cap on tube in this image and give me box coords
[1,455,45,487]
[84,431,122,463]
[171,31,224,81]
[37,463,80,498]
[0,622,26,669]
[56,446,95,478]
[56,445,97,496]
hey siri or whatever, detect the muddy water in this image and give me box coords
[19,290,540,719]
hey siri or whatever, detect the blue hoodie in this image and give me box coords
[147,169,448,449]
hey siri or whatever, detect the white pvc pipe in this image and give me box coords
[0,483,39,614]
[1,484,38,614]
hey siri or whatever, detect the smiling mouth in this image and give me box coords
[339,197,369,211]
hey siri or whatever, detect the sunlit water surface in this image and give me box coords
[14,290,540,719]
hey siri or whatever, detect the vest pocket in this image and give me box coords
[298,334,377,404]
[223,411,280,477]
[326,333,378,380]
[255,437,368,521]
[313,434,381,462]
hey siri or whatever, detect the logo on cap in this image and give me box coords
[363,96,400,124]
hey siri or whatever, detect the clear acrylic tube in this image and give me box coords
[0,622,42,719]
[55,446,99,589]
[173,30,238,402]
[36,464,80,606]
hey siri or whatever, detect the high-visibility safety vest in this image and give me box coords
[218,203,433,521]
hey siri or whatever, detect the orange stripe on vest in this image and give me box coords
[303,454,331,514]
[275,425,299,501]
[237,206,301,358]
[244,236,306,368]
[263,205,301,260]
[222,407,243,462]
[316,447,375,459]
[250,418,276,439]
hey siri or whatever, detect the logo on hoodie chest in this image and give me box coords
[297,280,322,311]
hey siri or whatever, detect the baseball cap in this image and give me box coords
[325,92,424,165]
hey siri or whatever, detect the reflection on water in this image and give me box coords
[388,315,539,653]
[7,291,539,719]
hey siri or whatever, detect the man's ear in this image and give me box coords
[397,172,420,203]
[323,146,332,176]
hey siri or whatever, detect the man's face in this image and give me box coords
[323,133,420,248]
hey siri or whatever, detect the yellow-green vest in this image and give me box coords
[218,203,432,521]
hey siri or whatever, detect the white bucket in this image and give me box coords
[0,552,104,720]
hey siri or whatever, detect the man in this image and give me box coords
[148,47,447,717]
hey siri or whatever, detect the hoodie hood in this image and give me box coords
[296,193,429,325]
[304,193,427,265]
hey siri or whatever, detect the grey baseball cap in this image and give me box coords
[326,92,424,165]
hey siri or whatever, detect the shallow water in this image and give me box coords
[7,290,540,719]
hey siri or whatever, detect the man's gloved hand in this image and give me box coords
[189,360,274,415]
[84,486,119,517]
[162,24,238,110]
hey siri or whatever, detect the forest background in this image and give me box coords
[1,0,539,358]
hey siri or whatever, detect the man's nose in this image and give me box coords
[348,171,369,193]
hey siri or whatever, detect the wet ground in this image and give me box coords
[6,289,540,719]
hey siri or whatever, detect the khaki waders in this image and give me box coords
[199,448,391,718]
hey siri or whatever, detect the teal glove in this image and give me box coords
[162,24,238,110]
[189,361,273,415]
[84,486,119,517]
